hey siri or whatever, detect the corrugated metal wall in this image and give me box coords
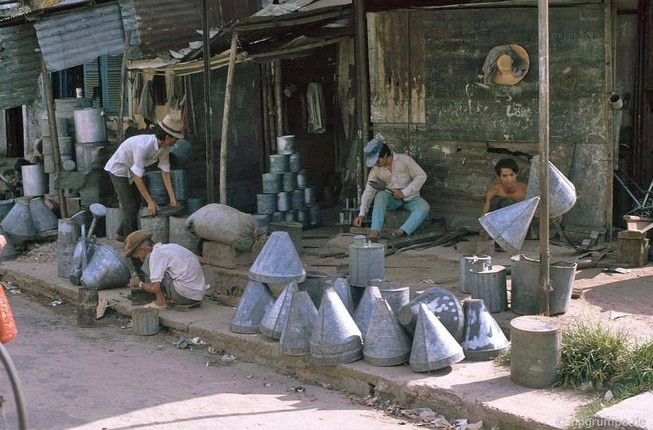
[34,3,125,71]
[0,23,42,111]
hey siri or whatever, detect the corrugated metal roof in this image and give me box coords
[0,22,42,110]
[128,0,260,60]
[34,2,125,71]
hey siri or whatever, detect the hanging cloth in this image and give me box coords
[306,82,326,134]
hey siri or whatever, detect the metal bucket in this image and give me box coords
[269,154,289,173]
[257,193,277,215]
[348,235,384,287]
[262,173,282,194]
[80,244,130,289]
[291,190,304,210]
[131,307,160,336]
[42,136,74,157]
[296,172,309,189]
[29,197,58,232]
[298,271,328,309]
[143,171,169,205]
[468,263,508,313]
[526,155,577,218]
[74,107,107,143]
[282,172,297,192]
[168,216,201,254]
[510,315,561,388]
[510,254,577,315]
[0,198,37,243]
[171,170,189,200]
[276,135,296,155]
[70,239,99,286]
[296,208,307,227]
[304,186,316,205]
[276,192,290,212]
[284,210,296,222]
[39,111,68,137]
[308,204,320,226]
[140,215,169,244]
[75,143,107,173]
[21,164,48,196]
[459,255,492,294]
[254,214,270,234]
[479,196,540,254]
[186,195,206,214]
[170,139,193,167]
[55,97,93,136]
[289,152,301,173]
[378,282,410,314]
[271,211,284,223]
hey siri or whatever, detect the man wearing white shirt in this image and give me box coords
[353,137,430,238]
[104,114,183,240]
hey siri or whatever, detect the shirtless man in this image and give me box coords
[480,158,527,239]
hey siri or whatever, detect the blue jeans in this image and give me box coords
[370,192,430,235]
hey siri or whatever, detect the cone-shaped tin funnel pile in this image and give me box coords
[249,231,306,284]
[363,298,411,366]
[397,287,464,341]
[479,196,540,254]
[410,303,465,372]
[461,299,510,360]
[353,285,382,340]
[280,291,318,356]
[260,281,299,340]
[230,281,275,334]
[526,155,577,218]
[330,277,354,315]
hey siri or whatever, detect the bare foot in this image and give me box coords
[368,230,379,238]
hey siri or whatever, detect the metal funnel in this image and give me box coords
[0,198,37,243]
[397,287,464,341]
[310,288,363,365]
[229,281,275,334]
[79,244,130,289]
[410,303,465,372]
[363,298,411,367]
[479,196,540,254]
[260,281,299,340]
[249,231,306,284]
[0,226,17,260]
[29,197,58,232]
[526,155,577,218]
[329,277,354,316]
[280,291,318,356]
[461,299,510,360]
[353,285,382,340]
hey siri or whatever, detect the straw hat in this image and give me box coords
[124,230,153,257]
[493,44,530,85]
[158,113,184,139]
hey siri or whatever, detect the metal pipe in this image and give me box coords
[537,0,551,316]
[202,0,214,203]
[219,33,238,205]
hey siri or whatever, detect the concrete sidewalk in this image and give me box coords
[1,256,651,430]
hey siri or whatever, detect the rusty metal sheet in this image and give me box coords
[0,22,41,110]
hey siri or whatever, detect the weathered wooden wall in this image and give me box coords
[368,5,610,231]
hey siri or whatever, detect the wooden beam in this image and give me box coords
[219,33,239,205]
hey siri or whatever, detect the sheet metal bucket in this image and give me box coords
[304,186,316,205]
[353,285,383,340]
[310,288,363,365]
[468,263,508,313]
[171,170,189,200]
[510,255,577,315]
[291,190,304,210]
[29,197,58,232]
[75,143,107,173]
[397,286,464,341]
[0,226,17,260]
[230,281,275,334]
[329,277,354,315]
[254,214,270,234]
[410,303,465,372]
[378,281,410,314]
[289,152,301,173]
[21,164,48,196]
[510,315,561,388]
[276,135,296,155]
[140,215,169,244]
[170,139,193,167]
[256,194,277,215]
[260,281,299,340]
[186,196,206,215]
[461,299,510,360]
[297,172,309,189]
[280,291,318,355]
[349,235,384,287]
[1,198,37,243]
[269,154,289,173]
[276,191,290,212]
[131,307,160,336]
[479,196,540,254]
[298,271,328,309]
[143,171,168,205]
[262,173,282,194]
[74,107,107,143]
[80,244,130,290]
[363,298,411,366]
[526,155,577,218]
[459,254,491,294]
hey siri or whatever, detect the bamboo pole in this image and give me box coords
[261,65,271,170]
[537,0,551,315]
[354,0,370,190]
[40,54,67,218]
[265,63,277,152]
[219,33,238,205]
[117,31,131,144]
[273,60,284,137]
[201,0,214,203]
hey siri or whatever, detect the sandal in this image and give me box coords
[142,301,168,310]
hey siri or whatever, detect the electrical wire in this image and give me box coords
[0,343,26,430]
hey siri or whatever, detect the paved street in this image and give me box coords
[0,292,422,430]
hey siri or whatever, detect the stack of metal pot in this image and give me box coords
[254,135,321,233]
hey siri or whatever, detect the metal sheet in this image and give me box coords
[0,22,41,110]
[35,3,125,71]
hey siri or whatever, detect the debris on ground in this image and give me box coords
[1,281,21,295]
[50,299,63,306]
[173,335,207,349]
[15,241,58,263]
[349,395,458,429]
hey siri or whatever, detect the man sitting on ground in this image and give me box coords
[353,137,429,238]
[480,158,527,240]
[125,230,208,309]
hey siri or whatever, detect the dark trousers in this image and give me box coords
[489,195,516,212]
[109,174,141,238]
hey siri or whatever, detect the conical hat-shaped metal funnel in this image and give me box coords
[29,196,58,232]
[0,226,17,260]
[397,287,464,341]
[363,298,411,366]
[310,288,362,365]
[353,285,382,339]
[0,197,37,243]
[526,155,577,218]
[461,299,510,360]
[479,196,540,254]
[230,281,275,334]
[79,244,130,289]
[410,303,465,372]
[280,291,318,355]
[249,231,306,284]
[260,281,299,340]
[330,277,354,315]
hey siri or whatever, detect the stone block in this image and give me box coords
[202,240,253,269]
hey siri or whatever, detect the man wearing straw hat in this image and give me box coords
[353,137,429,239]
[124,230,208,310]
[104,113,184,241]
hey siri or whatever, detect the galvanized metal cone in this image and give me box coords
[249,231,306,284]
[461,299,510,360]
[331,277,354,315]
[397,286,464,341]
[29,197,58,232]
[526,155,577,218]
[230,281,275,334]
[363,298,411,366]
[310,288,363,365]
[280,291,318,356]
[479,196,540,254]
[353,285,382,340]
[80,244,130,289]
[410,303,465,372]
[0,198,37,243]
[260,281,299,340]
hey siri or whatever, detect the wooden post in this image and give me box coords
[537,0,551,315]
[261,65,271,171]
[265,63,277,152]
[40,54,68,218]
[354,0,371,189]
[201,0,214,203]
[219,33,238,205]
[273,60,284,138]
[117,31,132,144]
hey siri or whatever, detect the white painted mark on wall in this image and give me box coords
[506,103,532,119]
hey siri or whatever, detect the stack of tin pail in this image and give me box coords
[348,235,385,308]
[254,135,321,234]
